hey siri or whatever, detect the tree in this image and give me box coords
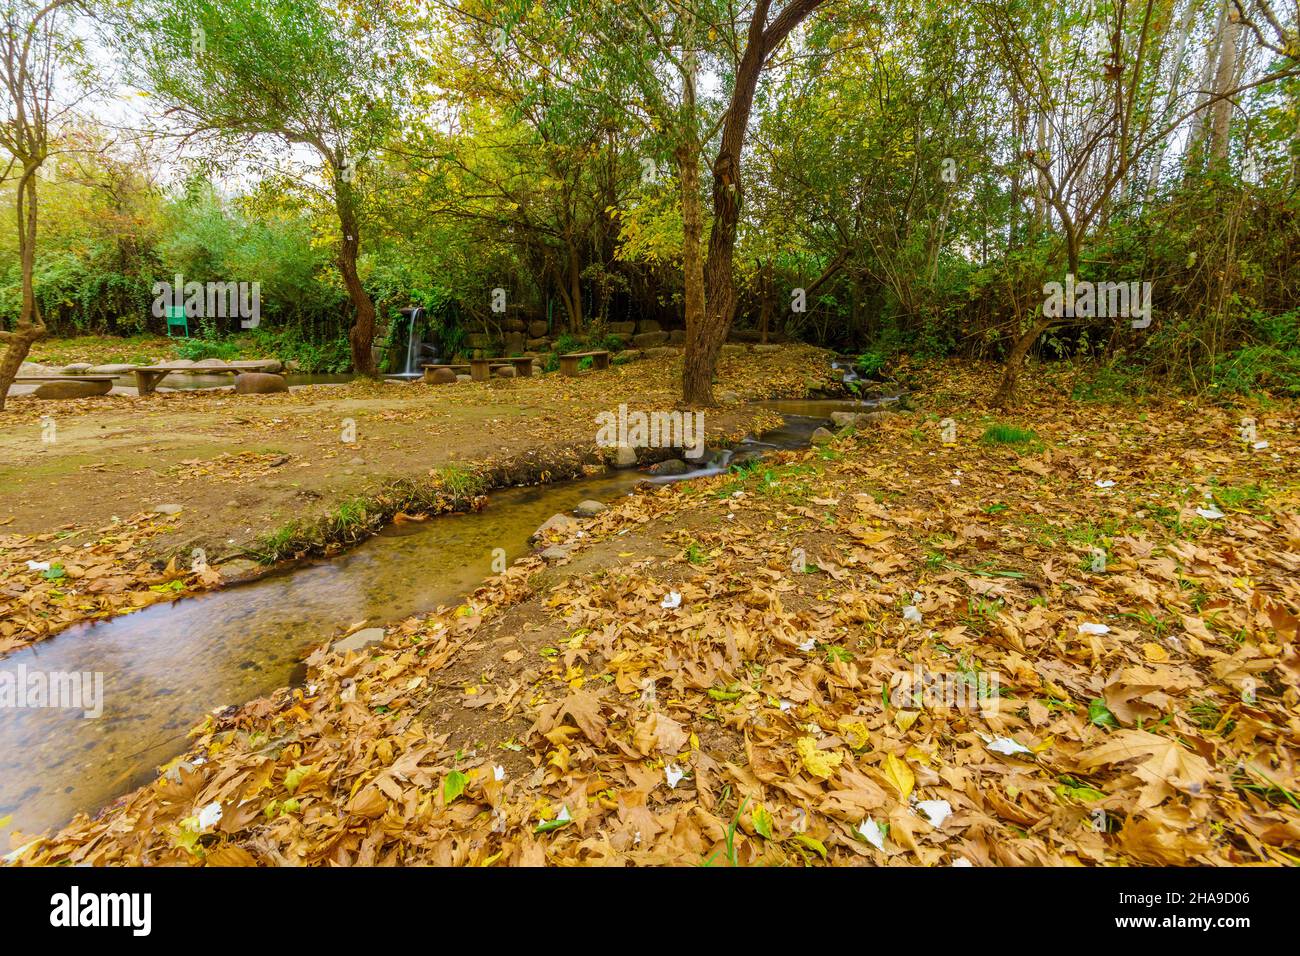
[982,0,1300,406]
[0,0,81,411]
[466,0,830,404]
[117,0,416,376]
[685,0,829,404]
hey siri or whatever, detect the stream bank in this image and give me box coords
[0,398,894,838]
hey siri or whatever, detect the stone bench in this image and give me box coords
[558,350,610,377]
[129,361,281,395]
[14,375,116,382]
[13,375,116,398]
[421,363,470,383]
[423,357,533,383]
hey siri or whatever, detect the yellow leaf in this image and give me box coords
[882,753,915,800]
[794,833,827,858]
[1143,642,1170,662]
[796,736,843,779]
[894,710,920,732]
[836,718,871,750]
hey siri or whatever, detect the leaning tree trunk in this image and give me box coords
[335,187,377,378]
[682,0,827,405]
[992,231,1080,408]
[0,167,48,412]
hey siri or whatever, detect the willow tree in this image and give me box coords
[0,0,82,410]
[117,0,415,376]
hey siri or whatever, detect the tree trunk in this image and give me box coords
[992,233,1079,408]
[679,141,705,351]
[0,166,48,412]
[335,185,377,377]
[682,0,827,405]
[567,237,584,333]
[1186,0,1230,174]
[1208,6,1242,165]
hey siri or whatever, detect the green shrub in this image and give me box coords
[175,337,242,362]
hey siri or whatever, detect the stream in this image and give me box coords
[0,399,890,836]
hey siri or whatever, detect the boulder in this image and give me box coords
[533,512,580,541]
[165,358,196,368]
[192,358,230,368]
[609,321,636,336]
[251,359,283,373]
[455,374,473,383]
[503,331,525,354]
[719,390,741,403]
[233,372,289,394]
[668,329,686,345]
[574,500,606,517]
[333,627,386,655]
[645,346,682,359]
[19,361,58,375]
[528,320,549,338]
[526,337,550,351]
[503,318,527,333]
[648,458,688,476]
[611,444,638,468]
[856,411,893,426]
[637,319,662,333]
[540,545,571,562]
[428,368,457,385]
[721,343,745,354]
[87,363,136,375]
[754,343,780,352]
[149,503,184,515]
[632,331,670,349]
[61,363,93,374]
[216,558,262,581]
[33,379,112,399]
[830,411,858,428]
[494,365,516,378]
[811,426,834,446]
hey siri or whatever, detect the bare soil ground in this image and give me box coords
[0,346,834,654]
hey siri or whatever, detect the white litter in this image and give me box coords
[1078,622,1110,635]
[196,802,223,830]
[856,817,886,850]
[660,591,682,609]
[986,736,1032,756]
[916,799,952,827]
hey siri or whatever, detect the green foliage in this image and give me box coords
[175,338,242,362]
[981,424,1038,445]
[1207,310,1300,396]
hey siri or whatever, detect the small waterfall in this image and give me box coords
[404,307,425,376]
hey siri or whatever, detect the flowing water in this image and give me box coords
[0,400,878,836]
[403,307,426,377]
